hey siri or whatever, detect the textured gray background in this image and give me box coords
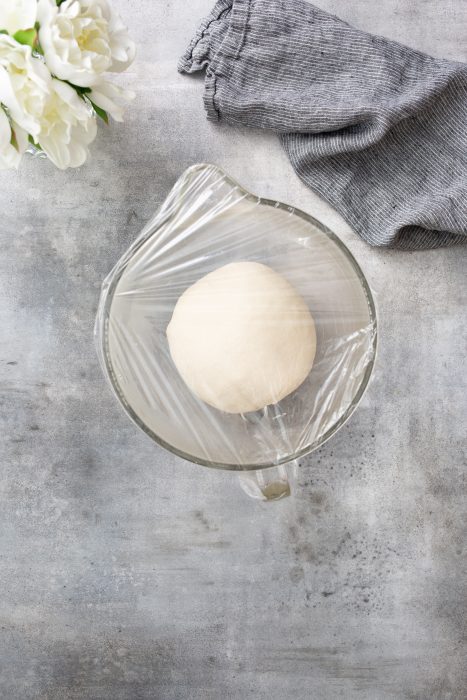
[0,1,466,698]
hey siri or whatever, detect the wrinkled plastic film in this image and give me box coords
[95,164,377,469]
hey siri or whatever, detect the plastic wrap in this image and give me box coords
[95,164,377,470]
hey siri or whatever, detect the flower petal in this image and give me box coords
[38,78,97,169]
[0,107,24,169]
[89,79,134,122]
[0,0,37,34]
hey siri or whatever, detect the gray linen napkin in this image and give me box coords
[179,0,467,249]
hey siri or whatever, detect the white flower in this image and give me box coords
[0,34,51,140]
[89,78,134,122]
[0,0,37,35]
[37,0,136,88]
[38,78,97,169]
[0,107,27,170]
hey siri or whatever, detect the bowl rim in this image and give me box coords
[98,163,378,471]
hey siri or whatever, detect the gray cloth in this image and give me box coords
[179,0,467,249]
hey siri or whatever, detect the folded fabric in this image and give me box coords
[179,0,467,249]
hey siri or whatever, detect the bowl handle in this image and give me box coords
[237,462,297,501]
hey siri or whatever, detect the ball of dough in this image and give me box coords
[166,262,316,414]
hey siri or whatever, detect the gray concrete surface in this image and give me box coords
[0,1,466,698]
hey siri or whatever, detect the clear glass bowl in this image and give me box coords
[95,164,377,496]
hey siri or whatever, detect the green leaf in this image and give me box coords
[28,134,41,149]
[0,30,8,35]
[13,28,37,48]
[90,101,109,125]
[10,130,18,151]
[64,80,92,95]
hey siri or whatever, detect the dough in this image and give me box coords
[166,262,316,413]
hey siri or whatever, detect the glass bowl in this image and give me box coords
[95,164,377,498]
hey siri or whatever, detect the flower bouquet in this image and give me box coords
[0,0,135,170]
